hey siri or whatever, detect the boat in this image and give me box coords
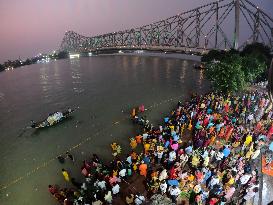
[30,108,75,129]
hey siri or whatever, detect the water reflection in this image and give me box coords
[152,57,159,82]
[70,59,84,94]
[39,65,52,103]
[165,59,172,80]
[53,61,61,86]
[132,56,140,68]
[179,61,187,83]
[198,69,204,88]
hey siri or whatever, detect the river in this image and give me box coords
[0,54,210,205]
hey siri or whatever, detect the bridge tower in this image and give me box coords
[234,0,240,50]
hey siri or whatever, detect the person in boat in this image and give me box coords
[62,108,73,117]
[30,120,37,128]
[47,114,56,126]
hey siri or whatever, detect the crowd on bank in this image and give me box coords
[49,90,273,205]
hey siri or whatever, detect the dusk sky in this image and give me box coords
[0,0,272,63]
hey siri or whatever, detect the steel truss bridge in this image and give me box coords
[60,0,273,54]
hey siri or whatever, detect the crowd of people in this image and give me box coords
[49,90,273,205]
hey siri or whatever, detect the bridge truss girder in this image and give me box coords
[60,0,273,53]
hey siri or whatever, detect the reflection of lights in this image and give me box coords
[88,52,92,56]
[5,67,14,71]
[198,69,204,86]
[135,50,143,54]
[118,50,123,54]
[69,54,80,59]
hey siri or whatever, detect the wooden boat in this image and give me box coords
[30,108,75,129]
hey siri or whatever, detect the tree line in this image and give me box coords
[0,51,68,72]
[202,43,272,93]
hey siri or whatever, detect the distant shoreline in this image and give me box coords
[94,51,202,62]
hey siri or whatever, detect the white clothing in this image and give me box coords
[216,152,224,160]
[97,181,106,190]
[209,177,219,188]
[92,200,102,205]
[169,151,176,162]
[169,186,181,196]
[119,169,126,177]
[180,154,188,163]
[243,189,256,200]
[240,174,251,185]
[135,195,145,205]
[104,191,112,203]
[112,184,120,195]
[159,169,168,181]
[252,149,260,160]
[160,182,168,194]
[142,133,148,140]
[157,151,164,159]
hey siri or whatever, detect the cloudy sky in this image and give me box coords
[0,0,272,63]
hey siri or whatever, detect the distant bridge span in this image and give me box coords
[60,0,273,54]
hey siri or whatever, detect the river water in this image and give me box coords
[0,54,209,205]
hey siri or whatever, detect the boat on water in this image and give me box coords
[30,108,75,129]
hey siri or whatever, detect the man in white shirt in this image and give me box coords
[208,176,219,189]
[97,180,106,190]
[160,180,168,194]
[216,151,224,161]
[126,155,132,164]
[169,151,176,162]
[157,150,164,164]
[104,191,112,204]
[243,187,258,203]
[168,185,181,203]
[112,183,120,195]
[119,168,126,178]
[180,153,189,167]
[142,133,148,140]
[240,174,251,185]
[135,194,145,205]
[159,169,168,181]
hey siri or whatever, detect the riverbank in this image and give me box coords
[51,88,273,205]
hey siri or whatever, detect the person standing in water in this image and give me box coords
[66,151,75,162]
[62,169,70,181]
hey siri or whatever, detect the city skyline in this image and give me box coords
[0,0,272,63]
